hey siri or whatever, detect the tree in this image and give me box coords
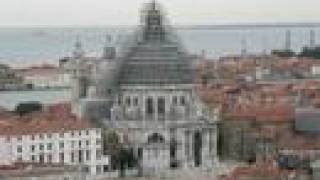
[102,130,137,177]
[299,46,320,59]
[15,101,42,116]
[117,148,136,177]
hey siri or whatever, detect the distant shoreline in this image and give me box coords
[177,23,320,30]
[1,22,320,30]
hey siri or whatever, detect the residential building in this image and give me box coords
[220,104,294,163]
[275,108,320,170]
[16,65,72,89]
[0,64,24,90]
[0,109,109,175]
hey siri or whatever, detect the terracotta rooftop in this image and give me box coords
[277,128,320,150]
[250,127,279,139]
[15,64,63,77]
[226,104,295,122]
[0,104,91,135]
[224,164,295,180]
[0,163,78,176]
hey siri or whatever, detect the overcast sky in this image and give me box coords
[0,0,319,26]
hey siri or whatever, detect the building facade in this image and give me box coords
[0,119,109,175]
[0,64,25,90]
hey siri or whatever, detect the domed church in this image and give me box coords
[71,0,220,175]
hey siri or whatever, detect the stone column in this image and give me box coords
[142,94,146,128]
[165,94,170,122]
[212,127,218,163]
[183,130,189,168]
[154,96,158,123]
[172,130,179,163]
[202,129,211,168]
[178,129,186,168]
[189,130,193,167]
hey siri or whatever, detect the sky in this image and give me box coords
[0,0,319,26]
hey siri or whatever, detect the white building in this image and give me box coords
[17,66,72,89]
[0,116,109,175]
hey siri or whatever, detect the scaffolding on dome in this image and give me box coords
[113,0,194,85]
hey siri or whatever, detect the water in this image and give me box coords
[0,90,71,110]
[1,26,320,109]
[1,26,320,67]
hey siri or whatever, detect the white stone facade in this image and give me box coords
[24,72,72,89]
[0,128,109,175]
[106,85,220,175]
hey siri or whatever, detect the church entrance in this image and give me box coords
[193,131,202,167]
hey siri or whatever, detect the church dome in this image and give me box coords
[117,0,194,85]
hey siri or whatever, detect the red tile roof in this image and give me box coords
[227,104,295,122]
[16,64,61,77]
[0,104,91,135]
[277,128,320,150]
[224,164,295,180]
[250,127,278,139]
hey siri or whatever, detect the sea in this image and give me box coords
[1,25,320,110]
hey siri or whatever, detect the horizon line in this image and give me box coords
[1,22,320,29]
